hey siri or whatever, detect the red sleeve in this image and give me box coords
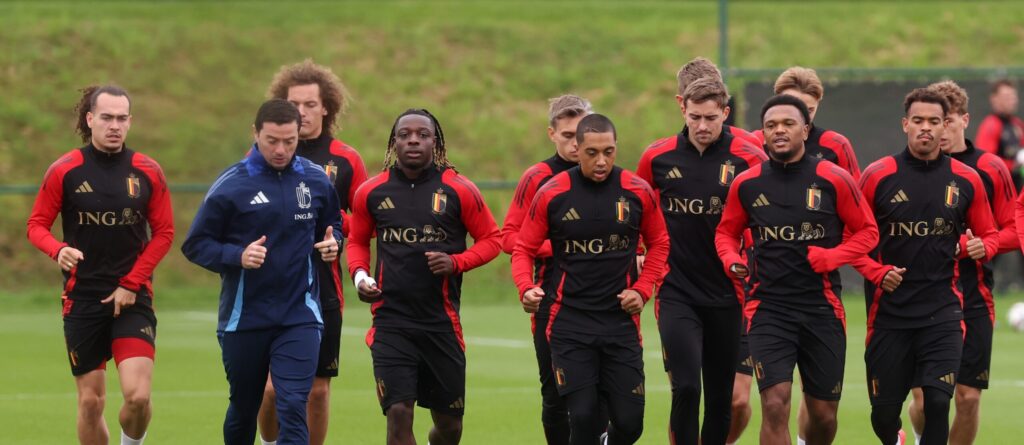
[729,138,769,166]
[975,153,1019,254]
[446,172,502,273]
[26,151,80,259]
[346,173,387,278]
[751,129,765,146]
[501,163,552,257]
[512,177,567,295]
[729,126,761,146]
[954,162,1000,262]
[974,116,1002,155]
[715,167,758,273]
[332,141,368,237]
[850,158,895,284]
[118,155,175,293]
[1016,192,1024,254]
[806,163,878,273]
[634,137,677,255]
[821,130,861,181]
[623,173,669,301]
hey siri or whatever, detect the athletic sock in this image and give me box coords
[121,430,146,445]
[914,431,921,445]
[797,438,807,445]
[260,438,277,445]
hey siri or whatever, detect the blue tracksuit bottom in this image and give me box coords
[220,325,321,445]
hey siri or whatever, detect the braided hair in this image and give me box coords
[382,108,456,172]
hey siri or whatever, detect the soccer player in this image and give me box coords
[675,57,761,146]
[743,66,863,445]
[975,79,1024,188]
[501,94,593,444]
[347,109,501,445]
[257,59,368,445]
[636,77,765,445]
[750,66,861,180]
[853,88,999,445]
[513,113,670,445]
[903,80,1018,445]
[27,85,174,445]
[716,95,879,445]
[182,99,343,445]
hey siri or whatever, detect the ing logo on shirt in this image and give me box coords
[886,217,953,237]
[756,222,825,242]
[379,225,449,244]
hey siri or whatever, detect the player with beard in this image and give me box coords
[347,109,501,445]
[853,88,999,445]
[716,95,878,445]
[502,94,593,444]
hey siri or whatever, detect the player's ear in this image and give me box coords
[901,117,909,134]
[722,105,731,120]
[252,125,259,141]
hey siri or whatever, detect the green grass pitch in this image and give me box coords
[2,290,1023,443]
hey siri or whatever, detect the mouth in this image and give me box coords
[917,133,933,142]
[771,137,789,148]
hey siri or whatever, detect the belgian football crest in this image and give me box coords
[718,160,735,186]
[945,181,959,208]
[806,184,822,211]
[324,160,338,184]
[616,196,630,223]
[126,174,140,198]
[296,182,312,209]
[432,189,447,214]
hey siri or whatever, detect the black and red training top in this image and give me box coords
[347,165,501,348]
[636,128,766,310]
[27,145,175,302]
[295,132,368,312]
[512,166,670,339]
[949,140,1018,323]
[716,154,877,327]
[853,149,999,337]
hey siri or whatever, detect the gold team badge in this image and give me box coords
[616,197,630,223]
[718,160,736,186]
[806,184,822,211]
[432,189,447,214]
[126,174,141,198]
[945,181,959,208]
[324,160,338,184]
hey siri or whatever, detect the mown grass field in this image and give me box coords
[3,286,1024,443]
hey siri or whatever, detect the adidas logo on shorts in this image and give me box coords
[449,397,465,409]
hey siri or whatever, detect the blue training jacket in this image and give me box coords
[183,147,342,334]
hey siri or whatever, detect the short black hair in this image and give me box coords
[903,88,949,116]
[760,94,811,126]
[254,98,301,132]
[575,113,617,143]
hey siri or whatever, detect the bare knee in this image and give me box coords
[122,389,150,414]
[760,386,791,424]
[433,414,463,436]
[386,401,415,434]
[309,379,330,406]
[78,391,105,418]
[955,387,981,414]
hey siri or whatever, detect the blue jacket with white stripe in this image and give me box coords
[183,147,342,334]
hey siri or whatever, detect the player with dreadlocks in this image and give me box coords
[347,109,502,445]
